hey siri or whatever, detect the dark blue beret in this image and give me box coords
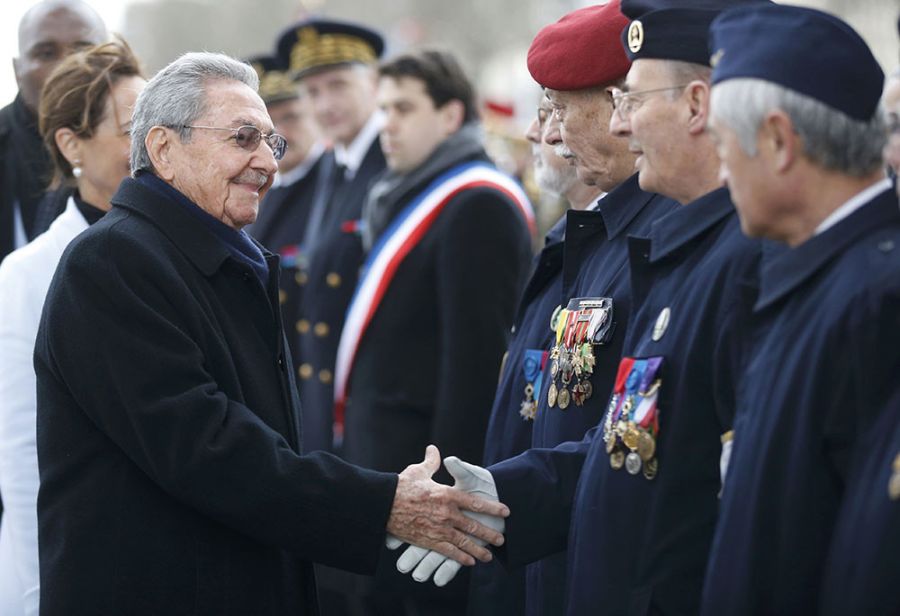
[710,4,884,122]
[619,0,769,66]
[275,18,384,79]
[244,55,298,104]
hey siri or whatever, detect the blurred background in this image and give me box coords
[1,0,898,232]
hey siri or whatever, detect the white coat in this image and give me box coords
[0,198,87,616]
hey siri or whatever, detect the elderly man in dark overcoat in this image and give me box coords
[33,51,508,616]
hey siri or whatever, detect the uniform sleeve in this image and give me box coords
[432,189,532,466]
[0,257,42,615]
[35,228,398,573]
[489,428,598,567]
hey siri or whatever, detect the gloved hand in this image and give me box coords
[395,456,503,586]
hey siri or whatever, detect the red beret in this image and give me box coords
[527,1,631,91]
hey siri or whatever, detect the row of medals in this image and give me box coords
[602,389,660,480]
[547,342,596,410]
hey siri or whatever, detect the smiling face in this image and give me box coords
[164,79,278,229]
[543,85,634,191]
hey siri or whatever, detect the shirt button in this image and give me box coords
[319,369,333,384]
[314,322,330,337]
[326,272,342,288]
[298,363,313,379]
[296,319,311,334]
[295,271,308,286]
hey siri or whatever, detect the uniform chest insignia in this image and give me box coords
[603,356,663,480]
[547,297,614,410]
[652,306,671,342]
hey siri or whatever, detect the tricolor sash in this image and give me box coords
[333,161,535,422]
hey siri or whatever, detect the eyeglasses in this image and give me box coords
[610,85,689,120]
[181,124,288,160]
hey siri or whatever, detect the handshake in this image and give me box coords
[385,445,506,587]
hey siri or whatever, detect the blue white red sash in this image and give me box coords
[333,161,535,422]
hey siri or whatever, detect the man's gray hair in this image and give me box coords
[711,78,886,177]
[130,52,259,174]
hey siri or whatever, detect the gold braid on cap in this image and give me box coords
[290,26,377,74]
[253,64,298,103]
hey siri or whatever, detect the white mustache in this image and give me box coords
[234,171,269,189]
[554,143,574,159]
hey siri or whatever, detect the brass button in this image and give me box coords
[319,369,333,384]
[314,322,330,337]
[326,272,342,288]
[278,290,287,305]
[295,271,308,286]
[298,363,313,379]
[296,319,310,334]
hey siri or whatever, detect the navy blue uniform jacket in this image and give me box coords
[469,214,566,616]
[525,176,674,616]
[490,188,762,615]
[294,142,386,453]
[34,177,398,615]
[702,185,900,615]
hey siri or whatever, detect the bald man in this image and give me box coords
[0,0,107,262]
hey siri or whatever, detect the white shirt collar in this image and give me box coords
[334,110,384,179]
[271,141,326,189]
[815,177,892,235]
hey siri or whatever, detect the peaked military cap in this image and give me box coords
[276,18,385,80]
[620,0,769,66]
[710,4,884,122]
[245,55,298,105]
[526,0,631,91]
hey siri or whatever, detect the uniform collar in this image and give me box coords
[592,173,653,241]
[111,175,253,277]
[544,212,567,246]
[755,185,899,312]
[334,110,384,178]
[648,186,733,263]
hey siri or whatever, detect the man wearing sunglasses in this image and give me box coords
[32,51,509,616]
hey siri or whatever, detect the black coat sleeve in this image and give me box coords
[35,224,398,573]
[432,188,532,466]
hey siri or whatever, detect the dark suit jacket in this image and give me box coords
[34,177,397,615]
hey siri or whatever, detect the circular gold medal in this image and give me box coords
[625,452,642,475]
[637,430,656,461]
[643,457,658,480]
[610,449,625,470]
[558,387,571,409]
[616,420,627,436]
[623,424,640,450]
[548,382,558,408]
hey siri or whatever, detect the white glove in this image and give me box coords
[396,456,502,586]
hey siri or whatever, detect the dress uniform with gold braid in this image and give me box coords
[244,55,323,398]
[275,21,386,454]
[487,3,765,614]
[700,7,900,615]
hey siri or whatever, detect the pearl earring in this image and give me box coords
[72,161,82,179]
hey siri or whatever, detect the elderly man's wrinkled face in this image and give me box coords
[525,94,578,197]
[544,85,633,192]
[168,80,278,229]
[609,59,688,198]
[14,4,107,112]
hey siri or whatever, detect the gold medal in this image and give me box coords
[605,435,616,454]
[637,430,656,461]
[623,424,641,450]
[625,451,642,475]
[643,457,658,480]
[581,380,593,401]
[519,400,537,421]
[548,382,558,407]
[893,453,900,473]
[890,473,900,501]
[610,449,625,470]
[615,420,627,437]
[558,387,571,409]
